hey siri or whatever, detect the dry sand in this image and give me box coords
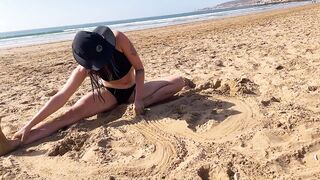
[1,4,320,179]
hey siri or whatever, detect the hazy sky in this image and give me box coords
[0,0,228,32]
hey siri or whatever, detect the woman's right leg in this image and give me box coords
[0,89,117,156]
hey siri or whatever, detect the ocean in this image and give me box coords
[0,1,311,49]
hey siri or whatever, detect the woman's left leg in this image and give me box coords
[0,89,117,156]
[129,75,185,107]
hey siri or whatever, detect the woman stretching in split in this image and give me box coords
[0,26,186,156]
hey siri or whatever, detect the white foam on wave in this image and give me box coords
[0,1,311,49]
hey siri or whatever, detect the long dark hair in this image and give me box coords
[88,56,120,103]
[88,71,104,103]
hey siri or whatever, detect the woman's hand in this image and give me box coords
[134,100,145,115]
[13,125,31,143]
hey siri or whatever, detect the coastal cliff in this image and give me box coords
[201,0,309,9]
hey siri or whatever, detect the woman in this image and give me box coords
[0,26,186,156]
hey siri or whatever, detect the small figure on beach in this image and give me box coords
[0,26,186,156]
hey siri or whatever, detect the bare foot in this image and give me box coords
[0,119,20,156]
[183,78,196,89]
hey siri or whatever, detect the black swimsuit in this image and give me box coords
[107,49,132,80]
[99,49,135,104]
[107,85,136,104]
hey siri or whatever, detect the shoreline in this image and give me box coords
[1,3,320,179]
[0,1,312,50]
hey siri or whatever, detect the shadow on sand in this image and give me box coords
[12,92,241,156]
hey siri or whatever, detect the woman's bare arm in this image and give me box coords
[116,31,145,114]
[14,65,88,141]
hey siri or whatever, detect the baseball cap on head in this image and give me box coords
[93,26,116,46]
[72,26,116,71]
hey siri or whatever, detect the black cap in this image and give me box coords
[72,26,115,71]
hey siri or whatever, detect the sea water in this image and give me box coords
[0,1,311,48]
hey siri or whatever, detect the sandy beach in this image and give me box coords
[1,4,320,179]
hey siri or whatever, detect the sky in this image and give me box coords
[0,0,228,33]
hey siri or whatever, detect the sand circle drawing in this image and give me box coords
[92,94,256,174]
[139,93,254,142]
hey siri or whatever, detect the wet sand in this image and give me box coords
[1,4,320,179]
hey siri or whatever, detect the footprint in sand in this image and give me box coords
[47,133,89,157]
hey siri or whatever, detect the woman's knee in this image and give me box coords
[64,98,92,121]
[69,92,117,119]
[169,75,185,90]
[62,108,82,123]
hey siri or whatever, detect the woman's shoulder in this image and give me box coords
[112,30,121,37]
[112,30,129,52]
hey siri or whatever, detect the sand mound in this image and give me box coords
[194,77,259,96]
